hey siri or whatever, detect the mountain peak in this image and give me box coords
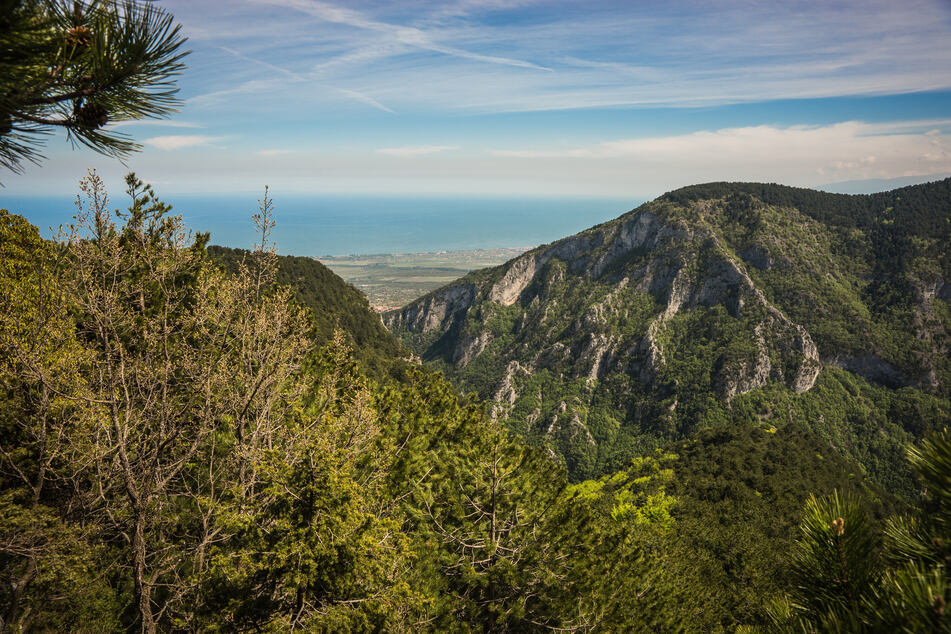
[386,181,950,480]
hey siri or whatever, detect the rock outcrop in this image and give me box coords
[386,283,477,334]
[384,182,950,477]
[385,199,826,409]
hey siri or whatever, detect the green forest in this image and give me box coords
[2,0,951,631]
[206,244,410,381]
[2,171,950,632]
[389,180,951,492]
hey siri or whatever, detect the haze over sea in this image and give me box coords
[3,194,638,257]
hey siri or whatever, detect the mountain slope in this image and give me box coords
[385,180,951,485]
[208,245,408,378]
[662,421,898,628]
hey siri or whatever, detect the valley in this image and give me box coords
[5,0,951,630]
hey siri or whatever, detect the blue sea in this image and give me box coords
[0,193,641,256]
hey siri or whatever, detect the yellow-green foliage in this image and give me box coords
[568,452,678,528]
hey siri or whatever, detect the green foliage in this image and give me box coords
[4,175,948,631]
[660,423,896,630]
[768,430,951,632]
[663,179,951,241]
[788,492,880,619]
[393,179,951,490]
[369,366,687,631]
[0,178,415,632]
[199,340,423,632]
[208,244,410,381]
[0,492,122,631]
[0,178,693,632]
[0,207,116,630]
[0,0,189,172]
[568,451,677,527]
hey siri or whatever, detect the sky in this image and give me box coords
[3,0,951,198]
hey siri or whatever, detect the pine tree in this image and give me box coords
[767,430,951,632]
[0,0,188,172]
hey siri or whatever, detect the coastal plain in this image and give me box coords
[317,247,530,310]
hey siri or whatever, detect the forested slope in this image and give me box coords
[2,175,948,631]
[208,245,408,379]
[0,177,686,631]
[386,179,951,488]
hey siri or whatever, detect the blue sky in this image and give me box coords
[3,0,951,198]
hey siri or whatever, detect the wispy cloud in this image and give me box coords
[144,135,225,151]
[376,145,458,156]
[186,78,286,106]
[310,43,405,76]
[9,1,951,197]
[171,0,951,117]
[218,46,308,81]
[251,0,552,71]
[328,86,395,113]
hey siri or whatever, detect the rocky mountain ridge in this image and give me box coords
[386,180,951,481]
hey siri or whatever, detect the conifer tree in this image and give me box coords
[768,431,951,632]
[0,0,188,172]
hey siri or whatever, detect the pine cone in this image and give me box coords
[65,26,92,47]
[75,102,108,129]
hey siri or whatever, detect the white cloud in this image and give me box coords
[161,0,951,122]
[485,120,951,191]
[376,145,459,157]
[143,135,224,151]
[49,120,947,198]
[189,0,951,115]
[252,0,551,71]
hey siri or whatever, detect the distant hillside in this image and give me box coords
[208,245,408,378]
[385,179,951,488]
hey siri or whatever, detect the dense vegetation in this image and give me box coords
[662,178,951,241]
[3,3,948,631]
[763,429,951,632]
[662,422,899,628]
[0,175,686,631]
[389,179,951,492]
[1,174,949,631]
[207,244,408,380]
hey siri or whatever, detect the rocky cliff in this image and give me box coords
[386,180,951,480]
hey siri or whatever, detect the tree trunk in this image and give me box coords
[2,558,37,633]
[132,510,157,634]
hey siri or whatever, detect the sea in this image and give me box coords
[1,194,642,257]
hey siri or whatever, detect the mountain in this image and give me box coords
[0,190,936,631]
[385,179,951,487]
[208,245,408,379]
